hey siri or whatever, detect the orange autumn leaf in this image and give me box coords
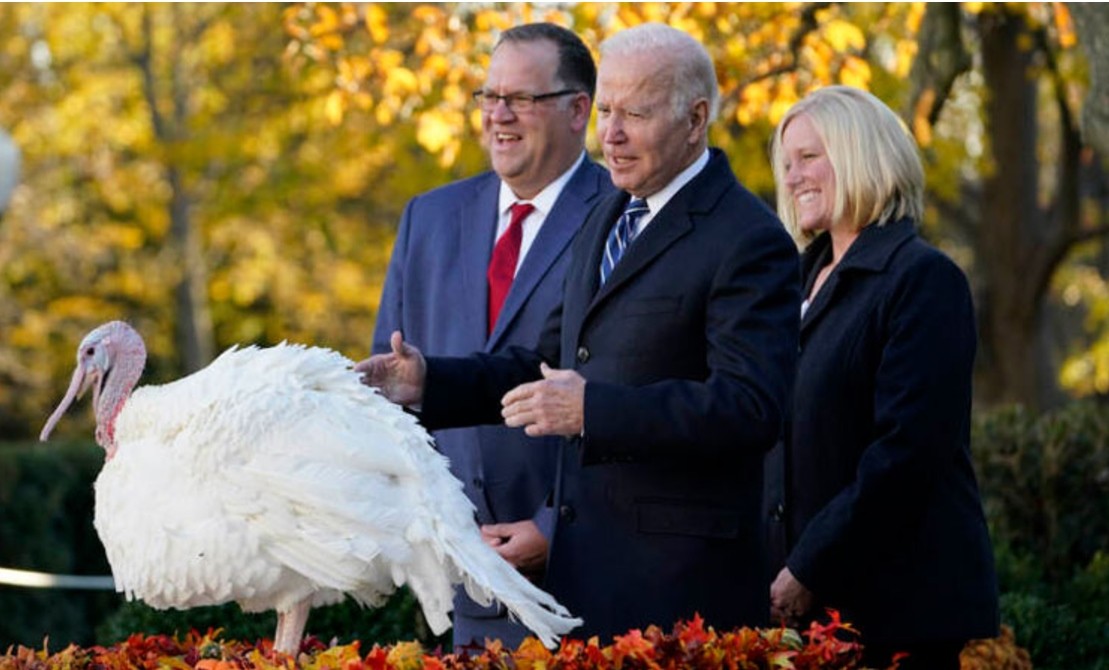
[676,612,713,647]
[513,637,553,670]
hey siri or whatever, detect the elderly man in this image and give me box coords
[359,23,799,642]
[371,23,612,649]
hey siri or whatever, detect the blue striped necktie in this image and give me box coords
[599,198,649,285]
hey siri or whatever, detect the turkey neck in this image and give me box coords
[95,340,147,452]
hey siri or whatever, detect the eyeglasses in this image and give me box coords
[472,89,580,113]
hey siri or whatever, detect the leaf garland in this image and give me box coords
[0,613,1029,670]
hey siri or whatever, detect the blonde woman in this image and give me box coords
[765,86,998,669]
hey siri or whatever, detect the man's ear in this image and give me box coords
[687,98,709,144]
[570,93,592,132]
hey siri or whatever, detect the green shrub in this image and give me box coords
[973,402,1109,669]
[972,401,1109,578]
[0,439,118,648]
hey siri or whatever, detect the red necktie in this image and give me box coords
[487,202,535,334]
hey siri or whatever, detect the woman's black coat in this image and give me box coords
[766,217,998,645]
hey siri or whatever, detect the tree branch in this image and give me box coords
[903,3,972,130]
[724,3,834,103]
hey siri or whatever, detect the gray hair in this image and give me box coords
[600,23,719,124]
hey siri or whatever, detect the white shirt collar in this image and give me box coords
[498,151,586,219]
[639,148,711,226]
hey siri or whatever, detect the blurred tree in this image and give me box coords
[1068,4,1109,160]
[0,4,474,439]
[288,2,1104,410]
[0,2,1105,438]
[965,4,1091,408]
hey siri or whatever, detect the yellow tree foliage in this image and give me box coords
[283,2,929,196]
[0,2,1095,437]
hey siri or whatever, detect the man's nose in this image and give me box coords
[489,97,517,122]
[600,118,624,144]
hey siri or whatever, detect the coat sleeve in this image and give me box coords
[420,300,563,430]
[787,253,977,594]
[580,221,800,462]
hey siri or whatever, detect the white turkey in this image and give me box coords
[40,320,581,654]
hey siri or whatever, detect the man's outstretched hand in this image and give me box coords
[354,331,427,407]
[501,363,586,437]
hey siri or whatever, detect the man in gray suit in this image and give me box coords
[371,23,612,649]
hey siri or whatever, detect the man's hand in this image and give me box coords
[353,331,427,407]
[480,520,549,576]
[770,566,815,626]
[501,363,585,437]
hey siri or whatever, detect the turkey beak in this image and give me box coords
[39,361,98,441]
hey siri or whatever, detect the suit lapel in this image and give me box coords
[564,192,625,352]
[460,174,500,348]
[586,150,730,315]
[487,162,603,350]
[590,208,693,312]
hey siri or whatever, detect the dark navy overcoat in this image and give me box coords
[765,217,999,646]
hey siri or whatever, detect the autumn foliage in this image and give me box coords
[0,614,1032,670]
[0,615,868,670]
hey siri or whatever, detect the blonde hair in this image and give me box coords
[770,85,924,241]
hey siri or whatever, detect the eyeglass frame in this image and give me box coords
[472,89,582,113]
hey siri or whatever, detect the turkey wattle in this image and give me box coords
[40,321,580,654]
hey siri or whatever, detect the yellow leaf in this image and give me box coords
[823,19,866,52]
[319,33,343,52]
[386,641,424,670]
[353,91,374,111]
[1054,4,1076,49]
[412,5,444,23]
[375,102,395,126]
[373,48,402,71]
[423,53,450,79]
[912,88,935,146]
[325,90,346,125]
[474,9,499,32]
[385,67,419,98]
[906,2,927,33]
[417,109,460,154]
[838,55,872,89]
[894,39,918,78]
[767,79,800,126]
[309,5,340,37]
[364,4,389,44]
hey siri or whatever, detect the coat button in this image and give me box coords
[576,346,590,363]
[559,504,576,522]
[472,478,484,490]
[770,502,785,522]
